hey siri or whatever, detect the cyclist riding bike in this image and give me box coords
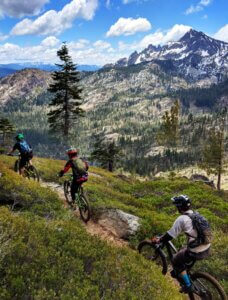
[152,195,211,294]
[8,133,33,176]
[59,148,89,202]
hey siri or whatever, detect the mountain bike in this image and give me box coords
[13,154,40,181]
[63,175,91,223]
[138,239,227,300]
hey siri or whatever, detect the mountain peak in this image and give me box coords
[179,29,205,42]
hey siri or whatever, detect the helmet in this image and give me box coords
[171,195,191,208]
[15,133,24,141]
[66,147,78,157]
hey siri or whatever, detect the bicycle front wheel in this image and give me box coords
[64,180,72,205]
[138,240,168,275]
[78,193,91,223]
[190,272,227,300]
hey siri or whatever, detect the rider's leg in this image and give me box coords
[172,248,193,292]
[19,157,27,177]
[19,166,25,176]
[71,181,79,201]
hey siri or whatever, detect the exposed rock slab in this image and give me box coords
[95,208,140,239]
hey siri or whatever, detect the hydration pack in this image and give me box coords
[19,140,32,154]
[187,212,212,247]
[72,158,89,176]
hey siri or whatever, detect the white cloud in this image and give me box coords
[0,0,49,18]
[69,39,90,50]
[213,24,228,43]
[11,0,98,36]
[118,24,192,52]
[93,40,112,50]
[0,24,194,67]
[41,36,60,47]
[106,17,151,37]
[140,24,192,47]
[185,0,212,15]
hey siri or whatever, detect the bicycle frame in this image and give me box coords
[157,240,196,271]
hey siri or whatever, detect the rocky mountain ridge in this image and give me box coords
[109,29,228,82]
[0,68,51,106]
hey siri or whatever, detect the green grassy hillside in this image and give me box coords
[0,156,183,300]
[1,154,227,297]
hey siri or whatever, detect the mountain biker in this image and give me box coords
[59,148,88,202]
[8,133,33,176]
[152,195,211,293]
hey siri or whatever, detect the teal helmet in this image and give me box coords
[15,133,24,141]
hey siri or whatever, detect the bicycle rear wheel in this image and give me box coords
[64,180,72,205]
[138,240,168,275]
[189,272,227,300]
[27,166,40,181]
[78,193,91,223]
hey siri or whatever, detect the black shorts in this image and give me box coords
[19,152,33,168]
[172,247,210,273]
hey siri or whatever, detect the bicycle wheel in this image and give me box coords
[78,193,91,223]
[14,160,19,173]
[189,272,227,300]
[138,240,168,275]
[27,166,40,181]
[64,180,72,205]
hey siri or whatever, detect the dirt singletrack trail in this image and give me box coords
[40,180,128,248]
[40,180,185,298]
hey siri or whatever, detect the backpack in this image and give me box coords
[186,212,212,247]
[72,158,89,176]
[19,140,32,154]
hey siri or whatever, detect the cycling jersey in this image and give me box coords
[167,210,211,253]
[63,159,88,181]
[13,141,32,156]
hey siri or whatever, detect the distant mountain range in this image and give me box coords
[0,63,100,77]
[105,29,228,82]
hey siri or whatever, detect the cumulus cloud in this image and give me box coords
[213,24,228,43]
[0,0,49,18]
[11,0,98,36]
[118,24,192,53]
[185,0,212,15]
[106,17,151,37]
[93,40,112,50]
[139,24,192,47]
[0,38,118,66]
[41,36,60,47]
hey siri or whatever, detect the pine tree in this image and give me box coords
[200,125,225,191]
[157,100,180,147]
[0,118,15,147]
[91,136,121,172]
[48,43,84,137]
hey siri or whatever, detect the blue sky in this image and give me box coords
[0,0,227,65]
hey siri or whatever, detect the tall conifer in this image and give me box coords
[48,43,84,137]
[0,118,15,146]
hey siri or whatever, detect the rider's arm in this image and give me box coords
[167,215,185,239]
[160,232,173,243]
[8,143,18,155]
[59,161,72,176]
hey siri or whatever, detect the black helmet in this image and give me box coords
[171,195,191,208]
